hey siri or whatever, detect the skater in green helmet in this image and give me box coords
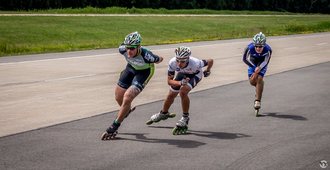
[101,32,163,140]
[146,46,213,135]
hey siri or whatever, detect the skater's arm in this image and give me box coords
[258,51,271,71]
[167,73,189,87]
[141,48,163,64]
[167,74,180,87]
[202,59,213,77]
[204,59,213,72]
[155,56,163,64]
[242,47,255,67]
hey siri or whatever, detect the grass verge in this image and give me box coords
[0,13,329,56]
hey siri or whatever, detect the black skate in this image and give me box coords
[101,122,120,140]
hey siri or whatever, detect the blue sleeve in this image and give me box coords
[242,46,255,67]
[259,45,272,70]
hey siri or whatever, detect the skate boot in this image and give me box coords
[146,111,176,125]
[101,121,120,140]
[172,116,189,135]
[254,100,261,117]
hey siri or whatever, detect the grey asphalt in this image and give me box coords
[1,62,329,170]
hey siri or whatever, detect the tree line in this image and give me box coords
[0,0,329,14]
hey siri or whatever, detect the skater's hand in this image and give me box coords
[155,56,163,64]
[203,70,211,77]
[254,67,261,74]
[180,78,190,86]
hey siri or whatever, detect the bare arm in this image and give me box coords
[205,59,213,72]
[167,74,180,87]
[203,59,213,77]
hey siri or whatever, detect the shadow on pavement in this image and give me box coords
[188,130,251,139]
[261,112,308,120]
[148,126,251,140]
[116,132,206,148]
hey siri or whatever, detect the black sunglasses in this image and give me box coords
[126,46,137,50]
[255,45,264,48]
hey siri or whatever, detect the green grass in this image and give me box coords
[0,13,330,56]
[1,6,295,15]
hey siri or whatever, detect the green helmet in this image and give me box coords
[253,32,266,45]
[124,31,142,46]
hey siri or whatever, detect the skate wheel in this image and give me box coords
[172,126,188,135]
[172,127,178,135]
[168,112,176,118]
[146,120,153,125]
[101,131,118,140]
[255,109,260,117]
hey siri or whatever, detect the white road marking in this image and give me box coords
[0,53,115,65]
[0,43,239,65]
[44,74,97,82]
[283,47,298,50]
[316,42,328,46]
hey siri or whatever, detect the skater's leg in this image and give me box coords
[179,85,191,113]
[116,86,141,123]
[249,72,258,86]
[146,90,177,125]
[115,85,126,106]
[162,90,179,113]
[255,76,264,101]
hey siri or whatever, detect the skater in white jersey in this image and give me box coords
[146,46,213,135]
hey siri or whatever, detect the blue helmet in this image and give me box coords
[253,32,266,45]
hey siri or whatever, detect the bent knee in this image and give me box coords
[249,80,257,86]
[257,76,264,82]
[179,87,191,96]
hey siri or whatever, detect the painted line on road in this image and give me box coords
[0,53,116,65]
[0,43,238,65]
[283,47,298,50]
[44,74,97,82]
[1,34,328,66]
[316,42,328,46]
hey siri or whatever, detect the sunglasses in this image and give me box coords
[255,45,264,49]
[176,59,187,63]
[126,46,138,50]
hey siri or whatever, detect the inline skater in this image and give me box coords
[101,32,163,140]
[146,46,213,135]
[242,32,272,116]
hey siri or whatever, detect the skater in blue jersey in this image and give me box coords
[242,32,272,116]
[101,32,163,140]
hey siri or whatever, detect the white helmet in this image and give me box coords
[175,46,191,61]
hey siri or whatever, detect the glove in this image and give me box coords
[203,70,211,77]
[180,78,190,86]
